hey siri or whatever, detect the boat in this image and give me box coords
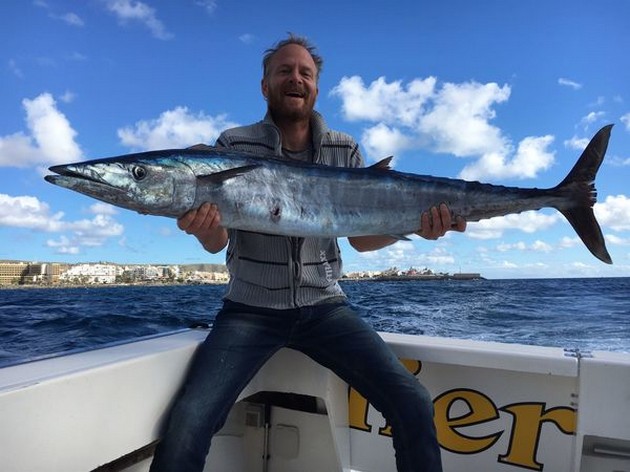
[1,327,629,471]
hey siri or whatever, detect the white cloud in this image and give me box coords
[497,241,526,252]
[331,75,436,126]
[608,155,630,167]
[564,135,590,151]
[419,80,511,157]
[383,240,416,263]
[118,107,239,150]
[0,93,82,167]
[558,78,582,90]
[8,59,23,78]
[497,240,552,254]
[466,211,560,240]
[67,213,124,246]
[36,1,84,27]
[0,194,124,255]
[331,75,555,181]
[595,195,630,231]
[531,240,553,252]
[104,0,172,40]
[459,134,555,181]
[559,236,580,249]
[59,90,76,103]
[424,246,456,265]
[361,123,411,159]
[605,234,630,245]
[621,112,630,131]
[239,33,255,44]
[356,239,457,271]
[590,96,605,107]
[579,111,606,130]
[88,202,118,216]
[571,261,592,270]
[55,12,85,27]
[196,0,218,14]
[68,52,87,62]
[46,236,80,255]
[0,194,65,232]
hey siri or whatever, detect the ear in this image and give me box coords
[261,78,268,100]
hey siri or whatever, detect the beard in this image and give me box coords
[266,85,316,123]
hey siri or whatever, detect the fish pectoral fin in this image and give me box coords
[197,165,260,184]
[388,234,412,241]
[369,156,394,171]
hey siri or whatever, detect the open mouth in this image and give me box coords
[46,164,107,186]
[44,164,122,197]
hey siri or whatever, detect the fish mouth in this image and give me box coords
[47,164,105,185]
[45,164,124,197]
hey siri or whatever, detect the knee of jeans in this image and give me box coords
[400,379,435,419]
[164,398,226,447]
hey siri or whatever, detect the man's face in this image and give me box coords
[262,44,319,121]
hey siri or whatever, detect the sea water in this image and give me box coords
[1,277,628,367]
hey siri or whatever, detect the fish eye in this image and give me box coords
[131,166,147,181]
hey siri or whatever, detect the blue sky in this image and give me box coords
[1,0,629,279]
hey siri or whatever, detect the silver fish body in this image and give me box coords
[45,125,613,264]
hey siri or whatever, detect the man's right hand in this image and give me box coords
[177,203,228,253]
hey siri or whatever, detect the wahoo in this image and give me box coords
[45,125,613,264]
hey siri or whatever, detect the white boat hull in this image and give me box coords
[1,329,629,471]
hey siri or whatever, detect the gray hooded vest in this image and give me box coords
[215,111,363,309]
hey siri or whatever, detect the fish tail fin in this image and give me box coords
[554,124,613,264]
[558,207,611,264]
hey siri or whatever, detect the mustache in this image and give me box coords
[282,86,307,97]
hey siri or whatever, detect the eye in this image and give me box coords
[131,166,147,181]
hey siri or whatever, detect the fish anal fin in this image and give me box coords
[369,156,394,171]
[388,234,412,241]
[197,164,260,184]
[559,207,612,264]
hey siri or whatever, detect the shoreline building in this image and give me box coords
[0,261,67,285]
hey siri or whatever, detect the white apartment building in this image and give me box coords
[60,264,120,284]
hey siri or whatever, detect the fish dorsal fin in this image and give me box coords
[369,156,394,171]
[197,164,260,184]
[187,143,214,151]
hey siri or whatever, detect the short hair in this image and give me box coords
[262,33,323,81]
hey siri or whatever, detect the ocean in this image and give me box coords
[1,277,628,367]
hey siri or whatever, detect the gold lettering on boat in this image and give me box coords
[348,358,577,470]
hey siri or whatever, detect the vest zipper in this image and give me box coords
[288,237,304,307]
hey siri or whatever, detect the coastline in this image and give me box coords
[0,274,485,290]
[342,273,484,282]
[0,281,228,290]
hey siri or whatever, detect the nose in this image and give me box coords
[288,67,302,84]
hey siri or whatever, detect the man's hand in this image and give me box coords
[417,203,466,240]
[177,203,228,253]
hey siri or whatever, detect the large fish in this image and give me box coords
[45,125,613,264]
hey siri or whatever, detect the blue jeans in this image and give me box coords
[150,301,442,472]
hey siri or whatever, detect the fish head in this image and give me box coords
[45,153,197,217]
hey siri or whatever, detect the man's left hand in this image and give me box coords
[416,203,466,240]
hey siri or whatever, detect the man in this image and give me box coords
[150,34,466,472]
